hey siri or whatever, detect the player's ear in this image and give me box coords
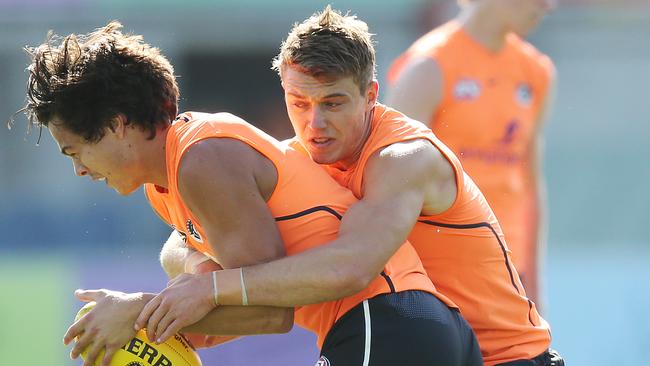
[365,80,379,110]
[108,114,128,139]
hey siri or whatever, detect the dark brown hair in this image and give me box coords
[21,21,179,142]
[272,5,376,94]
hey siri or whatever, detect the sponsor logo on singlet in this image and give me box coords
[458,147,522,164]
[174,115,191,123]
[515,83,533,106]
[458,120,523,164]
[186,219,203,243]
[498,120,520,145]
[316,355,331,366]
[453,78,481,100]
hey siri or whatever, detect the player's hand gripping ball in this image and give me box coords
[74,302,203,366]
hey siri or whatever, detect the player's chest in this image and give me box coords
[438,70,540,146]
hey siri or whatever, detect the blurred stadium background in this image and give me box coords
[1,1,649,365]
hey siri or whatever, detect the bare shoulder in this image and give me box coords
[178,138,277,200]
[378,139,451,176]
[400,55,441,79]
[368,139,456,214]
[389,56,442,92]
[180,138,259,172]
[367,139,453,186]
[386,56,443,126]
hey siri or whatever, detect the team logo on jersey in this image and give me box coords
[126,362,144,366]
[515,83,533,106]
[186,219,203,243]
[498,120,520,145]
[315,356,331,366]
[453,78,481,100]
[173,115,190,123]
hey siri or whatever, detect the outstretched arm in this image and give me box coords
[64,288,290,365]
[214,139,456,307]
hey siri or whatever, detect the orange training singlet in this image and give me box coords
[144,112,438,348]
[291,104,552,365]
[388,20,554,282]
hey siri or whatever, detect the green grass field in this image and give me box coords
[0,257,73,366]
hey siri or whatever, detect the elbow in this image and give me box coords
[278,308,294,333]
[331,266,377,297]
[348,270,376,295]
[266,308,294,334]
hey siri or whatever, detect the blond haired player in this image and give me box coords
[138,6,563,366]
[387,0,557,308]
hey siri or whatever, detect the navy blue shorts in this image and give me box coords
[496,349,564,366]
[318,290,483,366]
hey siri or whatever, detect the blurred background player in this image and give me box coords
[386,0,557,307]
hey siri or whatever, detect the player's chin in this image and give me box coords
[113,182,141,196]
[308,148,341,165]
[310,154,338,165]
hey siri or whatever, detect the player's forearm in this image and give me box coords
[182,306,293,336]
[215,200,414,307]
[244,242,370,306]
[182,333,240,349]
[200,244,358,308]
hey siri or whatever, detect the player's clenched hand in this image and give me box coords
[64,289,150,366]
[135,272,216,344]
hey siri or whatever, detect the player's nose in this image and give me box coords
[308,107,327,130]
[72,160,89,176]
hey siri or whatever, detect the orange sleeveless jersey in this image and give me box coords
[290,104,551,365]
[144,112,438,348]
[388,20,555,278]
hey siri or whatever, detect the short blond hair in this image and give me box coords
[272,5,376,93]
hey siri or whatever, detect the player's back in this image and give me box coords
[144,111,437,347]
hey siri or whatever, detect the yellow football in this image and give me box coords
[74,302,203,366]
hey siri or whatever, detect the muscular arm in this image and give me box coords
[182,305,293,335]
[138,138,294,341]
[216,139,456,307]
[385,56,443,127]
